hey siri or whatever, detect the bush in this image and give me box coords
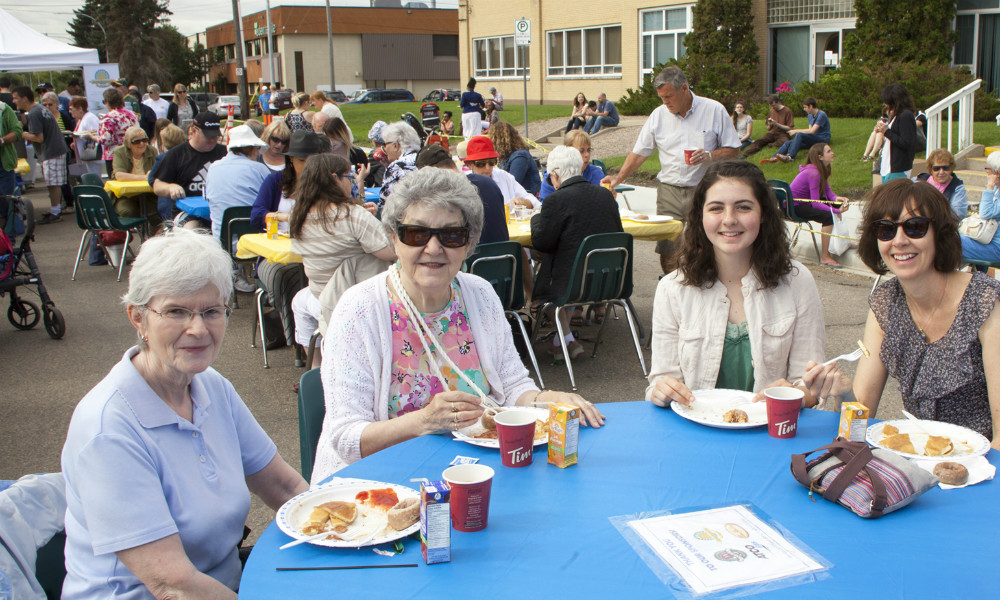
[617,60,683,116]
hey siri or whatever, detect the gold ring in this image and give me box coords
[454,413,459,426]
[452,405,458,413]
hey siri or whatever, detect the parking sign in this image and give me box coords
[514,19,531,46]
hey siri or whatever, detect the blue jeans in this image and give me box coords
[584,116,619,134]
[157,196,175,222]
[961,234,1000,265]
[776,133,829,159]
[0,168,15,196]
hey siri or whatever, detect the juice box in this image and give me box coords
[420,481,450,564]
[547,403,579,468]
[838,402,870,442]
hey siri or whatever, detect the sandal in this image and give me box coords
[570,314,586,327]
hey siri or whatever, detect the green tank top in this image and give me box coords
[715,321,754,392]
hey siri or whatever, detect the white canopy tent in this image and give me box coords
[0,7,99,71]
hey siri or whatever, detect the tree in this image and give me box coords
[67,0,173,89]
[158,26,209,88]
[681,0,759,109]
[844,0,957,66]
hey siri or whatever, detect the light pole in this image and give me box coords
[77,13,107,61]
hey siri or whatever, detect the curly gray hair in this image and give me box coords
[382,121,422,154]
[381,168,484,252]
[546,145,584,183]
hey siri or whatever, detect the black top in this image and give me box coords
[155,142,227,197]
[467,173,509,245]
[530,175,623,301]
[167,99,199,125]
[885,109,917,174]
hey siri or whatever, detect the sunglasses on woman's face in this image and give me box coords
[931,165,951,172]
[397,224,470,248]
[270,136,289,145]
[132,138,148,144]
[469,158,497,168]
[871,216,933,241]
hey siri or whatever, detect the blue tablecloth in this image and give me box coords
[240,402,999,598]
[175,196,209,219]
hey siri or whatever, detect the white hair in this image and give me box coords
[41,92,59,104]
[122,227,233,309]
[381,168,484,251]
[987,150,1000,172]
[382,121,422,154]
[546,145,584,182]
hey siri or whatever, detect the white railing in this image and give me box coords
[924,79,981,158]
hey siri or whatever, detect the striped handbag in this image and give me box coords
[791,439,938,518]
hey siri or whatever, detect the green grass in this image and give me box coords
[601,119,1000,198]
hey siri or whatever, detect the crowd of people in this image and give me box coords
[1,66,998,600]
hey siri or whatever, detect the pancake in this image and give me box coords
[881,433,916,455]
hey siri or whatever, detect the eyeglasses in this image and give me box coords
[468,158,497,168]
[42,103,56,107]
[145,304,232,323]
[931,165,951,172]
[337,174,352,181]
[269,136,289,145]
[871,217,933,242]
[132,138,149,144]
[396,224,470,248]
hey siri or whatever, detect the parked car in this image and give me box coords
[422,89,460,102]
[189,92,219,113]
[208,95,243,119]
[329,90,349,103]
[270,88,294,111]
[342,89,415,104]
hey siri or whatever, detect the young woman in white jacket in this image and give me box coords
[646,160,843,409]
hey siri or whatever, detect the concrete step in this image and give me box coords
[986,146,999,157]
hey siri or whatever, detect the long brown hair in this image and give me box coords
[805,143,834,202]
[672,160,792,289]
[572,92,587,108]
[487,121,529,160]
[288,154,358,238]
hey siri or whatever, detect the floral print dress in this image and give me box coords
[97,108,139,161]
[387,281,491,417]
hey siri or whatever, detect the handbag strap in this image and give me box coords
[819,444,890,518]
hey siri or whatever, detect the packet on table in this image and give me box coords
[548,403,579,468]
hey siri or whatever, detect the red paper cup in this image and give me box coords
[494,409,537,468]
[764,387,804,438]
[684,148,697,165]
[442,464,494,532]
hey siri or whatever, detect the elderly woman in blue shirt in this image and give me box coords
[61,228,307,599]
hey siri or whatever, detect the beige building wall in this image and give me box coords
[275,34,365,94]
[460,0,769,105]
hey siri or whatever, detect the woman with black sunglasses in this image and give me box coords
[830,178,1000,448]
[288,154,394,368]
[916,148,967,220]
[311,168,604,483]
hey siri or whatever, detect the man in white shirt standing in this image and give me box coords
[142,84,170,120]
[602,66,740,272]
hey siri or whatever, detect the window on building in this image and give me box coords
[473,35,529,79]
[546,25,622,77]
[955,14,975,65]
[640,5,693,76]
[433,34,459,57]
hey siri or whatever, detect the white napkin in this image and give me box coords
[914,456,996,489]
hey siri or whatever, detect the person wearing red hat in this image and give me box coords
[462,136,538,210]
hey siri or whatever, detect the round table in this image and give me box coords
[240,401,999,598]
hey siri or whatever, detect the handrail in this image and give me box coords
[924,79,981,158]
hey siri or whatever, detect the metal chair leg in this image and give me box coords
[807,229,822,263]
[553,306,577,390]
[253,288,269,368]
[71,230,89,281]
[116,231,130,281]
[618,299,648,376]
[508,309,543,387]
[251,289,262,348]
[305,331,321,369]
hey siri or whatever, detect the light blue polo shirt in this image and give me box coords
[205,151,271,242]
[61,347,277,599]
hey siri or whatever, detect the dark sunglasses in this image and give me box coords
[269,136,289,145]
[132,138,149,144]
[397,224,470,248]
[469,158,497,168]
[871,217,933,242]
[931,165,951,172]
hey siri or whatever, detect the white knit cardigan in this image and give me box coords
[311,270,538,484]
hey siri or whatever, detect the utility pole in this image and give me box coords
[230,0,249,119]
[324,0,336,93]
[265,0,276,90]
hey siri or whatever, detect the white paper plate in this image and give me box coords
[452,406,549,448]
[866,419,991,461]
[670,389,767,429]
[276,478,420,548]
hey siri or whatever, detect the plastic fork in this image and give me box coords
[823,340,870,366]
[280,519,371,550]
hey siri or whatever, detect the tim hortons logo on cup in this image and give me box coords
[776,420,796,435]
[507,446,532,465]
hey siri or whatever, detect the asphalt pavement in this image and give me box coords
[0,185,901,539]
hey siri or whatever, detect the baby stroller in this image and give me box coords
[0,195,66,339]
[420,102,441,131]
[402,107,449,152]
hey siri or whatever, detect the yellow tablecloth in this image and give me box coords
[15,158,30,175]
[236,233,302,264]
[104,180,153,198]
[507,217,682,246]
